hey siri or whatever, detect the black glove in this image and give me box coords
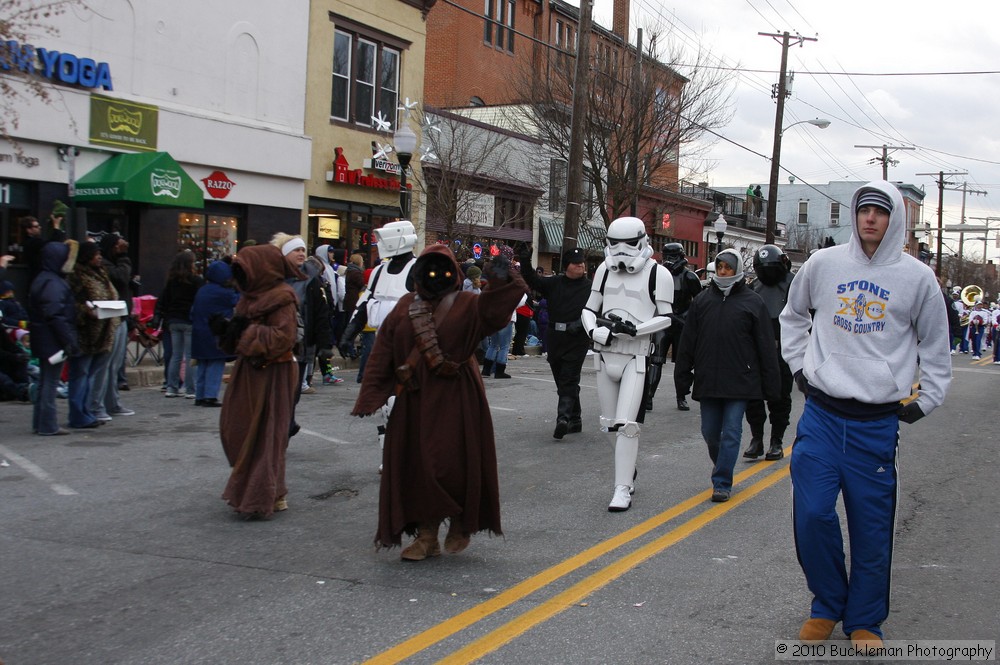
[518,245,533,267]
[220,315,250,354]
[793,369,809,395]
[208,313,230,337]
[897,402,925,424]
[488,256,511,282]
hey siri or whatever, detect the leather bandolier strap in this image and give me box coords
[396,291,460,391]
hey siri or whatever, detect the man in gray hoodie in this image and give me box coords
[780,181,952,648]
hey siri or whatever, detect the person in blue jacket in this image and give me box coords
[191,260,239,406]
[27,240,80,435]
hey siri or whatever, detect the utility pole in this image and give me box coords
[760,31,817,244]
[968,216,1000,264]
[854,144,916,180]
[948,182,987,260]
[628,28,643,217]
[917,170,967,278]
[562,0,593,260]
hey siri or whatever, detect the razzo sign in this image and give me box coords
[0,40,113,91]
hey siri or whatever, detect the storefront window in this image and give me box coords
[177,213,238,272]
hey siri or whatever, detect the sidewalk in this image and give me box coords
[121,346,363,388]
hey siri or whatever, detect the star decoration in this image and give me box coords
[420,145,438,162]
[372,142,394,161]
[422,115,441,134]
[371,111,392,133]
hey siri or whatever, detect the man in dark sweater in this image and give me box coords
[520,246,592,439]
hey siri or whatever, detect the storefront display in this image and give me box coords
[177,212,238,270]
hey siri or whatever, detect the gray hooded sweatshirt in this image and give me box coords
[779,180,952,415]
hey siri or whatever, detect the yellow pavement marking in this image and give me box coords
[363,451,792,665]
[440,466,792,664]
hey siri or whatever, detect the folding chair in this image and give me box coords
[128,295,163,367]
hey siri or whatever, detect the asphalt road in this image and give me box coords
[1,353,997,665]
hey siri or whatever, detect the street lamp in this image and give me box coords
[765,118,831,244]
[393,122,418,219]
[714,214,728,259]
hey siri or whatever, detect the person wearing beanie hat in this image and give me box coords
[779,180,952,646]
[463,265,482,294]
[675,247,780,506]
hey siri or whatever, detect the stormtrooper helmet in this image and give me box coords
[605,217,653,273]
[374,221,417,258]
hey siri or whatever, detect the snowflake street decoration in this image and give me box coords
[422,115,441,135]
[398,97,419,121]
[372,142,394,161]
[371,111,392,133]
[420,145,438,162]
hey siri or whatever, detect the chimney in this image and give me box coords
[612,0,629,40]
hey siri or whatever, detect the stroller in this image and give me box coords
[128,295,163,366]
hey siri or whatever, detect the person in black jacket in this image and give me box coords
[520,245,592,439]
[157,251,204,398]
[742,244,794,461]
[27,240,79,435]
[674,249,780,503]
[20,205,68,283]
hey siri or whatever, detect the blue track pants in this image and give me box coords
[790,399,899,637]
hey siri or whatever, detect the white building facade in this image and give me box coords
[1,0,312,295]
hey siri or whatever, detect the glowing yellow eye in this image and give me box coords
[445,271,452,278]
[429,270,437,278]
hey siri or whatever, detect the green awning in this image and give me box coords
[74,152,204,208]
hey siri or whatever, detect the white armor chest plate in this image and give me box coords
[601,264,657,326]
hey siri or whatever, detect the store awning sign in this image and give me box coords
[74,152,204,208]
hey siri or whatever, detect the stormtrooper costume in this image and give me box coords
[339,221,418,468]
[581,217,673,512]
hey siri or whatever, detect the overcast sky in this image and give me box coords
[583,0,1000,260]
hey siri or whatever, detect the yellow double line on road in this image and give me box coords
[365,452,793,664]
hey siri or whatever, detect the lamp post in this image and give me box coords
[765,118,831,244]
[714,215,728,260]
[393,122,418,219]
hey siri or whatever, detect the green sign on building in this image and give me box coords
[89,94,158,152]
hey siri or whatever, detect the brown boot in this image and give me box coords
[444,519,470,554]
[798,618,836,642]
[400,521,441,561]
[850,630,883,650]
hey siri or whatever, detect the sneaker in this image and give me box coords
[951,349,957,355]
[95,414,113,422]
[711,489,731,503]
[109,408,135,416]
[973,355,982,360]
[301,385,316,395]
[323,374,344,384]
[608,484,632,512]
[56,383,68,399]
[185,393,197,399]
[165,390,178,398]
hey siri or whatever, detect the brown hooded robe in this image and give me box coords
[220,244,300,516]
[352,245,528,548]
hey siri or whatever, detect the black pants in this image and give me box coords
[512,312,532,355]
[745,354,793,439]
[547,330,589,422]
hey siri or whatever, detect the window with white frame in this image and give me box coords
[330,19,405,127]
[798,200,809,225]
[830,201,841,226]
